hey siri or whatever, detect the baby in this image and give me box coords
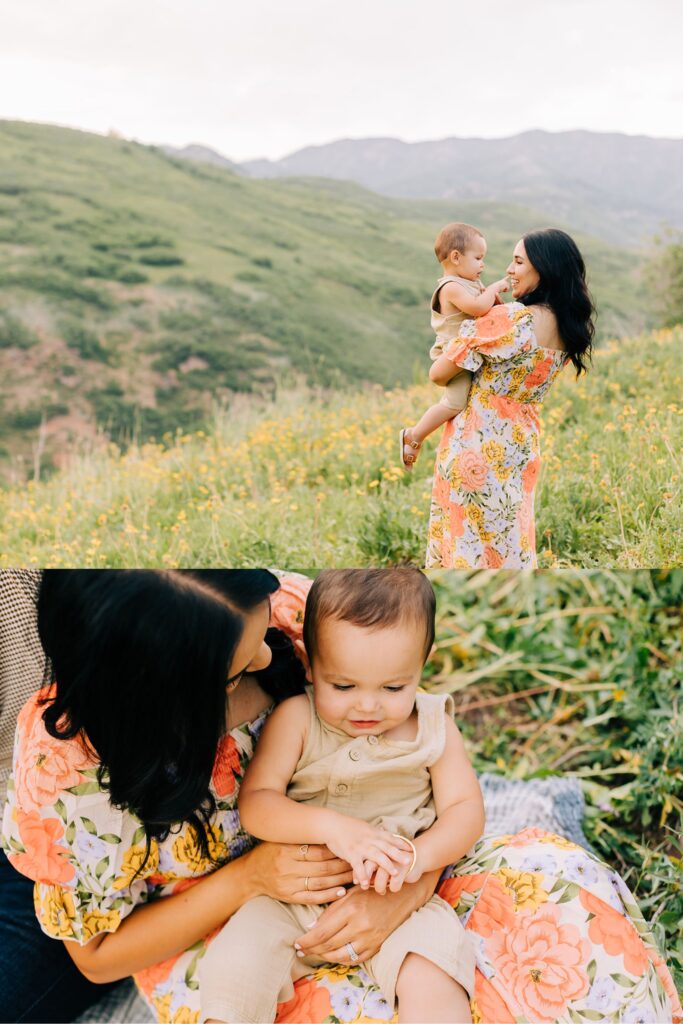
[199,568,484,1024]
[400,222,509,469]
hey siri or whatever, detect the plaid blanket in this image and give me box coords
[75,774,589,1023]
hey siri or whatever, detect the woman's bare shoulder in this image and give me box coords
[527,304,565,351]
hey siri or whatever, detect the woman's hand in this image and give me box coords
[246,841,353,904]
[294,869,440,963]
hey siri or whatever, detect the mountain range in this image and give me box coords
[165,130,683,245]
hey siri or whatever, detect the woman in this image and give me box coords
[2,570,680,1024]
[426,228,595,569]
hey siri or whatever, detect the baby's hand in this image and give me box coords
[492,277,510,293]
[372,838,421,894]
[324,818,413,890]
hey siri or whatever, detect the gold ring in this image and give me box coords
[304,876,311,891]
[299,844,309,860]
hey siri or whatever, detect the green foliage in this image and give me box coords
[645,232,683,328]
[61,321,110,363]
[0,313,39,349]
[137,248,184,266]
[425,569,683,984]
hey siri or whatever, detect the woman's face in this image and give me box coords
[226,599,272,691]
[506,240,540,298]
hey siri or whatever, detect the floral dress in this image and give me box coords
[2,575,681,1024]
[426,302,569,569]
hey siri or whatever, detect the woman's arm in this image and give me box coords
[65,841,353,984]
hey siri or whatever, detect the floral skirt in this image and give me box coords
[275,829,682,1024]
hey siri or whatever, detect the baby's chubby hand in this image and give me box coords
[492,276,510,293]
[322,815,413,891]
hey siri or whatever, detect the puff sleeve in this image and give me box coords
[1,689,154,945]
[444,302,536,372]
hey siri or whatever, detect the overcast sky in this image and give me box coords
[1,0,681,161]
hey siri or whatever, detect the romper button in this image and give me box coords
[335,783,348,794]
[368,735,379,745]
[349,749,360,761]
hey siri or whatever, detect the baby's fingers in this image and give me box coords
[373,866,390,895]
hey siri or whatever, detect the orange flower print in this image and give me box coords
[473,305,515,342]
[438,873,488,911]
[462,405,483,439]
[449,501,466,538]
[579,890,649,975]
[276,977,332,1023]
[269,575,312,643]
[472,973,516,1024]
[649,951,683,1021]
[480,545,504,569]
[212,734,241,798]
[136,950,183,999]
[457,450,489,492]
[522,457,541,494]
[524,356,554,389]
[9,810,75,885]
[15,691,90,812]
[487,903,590,1022]
[488,394,523,423]
[466,874,516,937]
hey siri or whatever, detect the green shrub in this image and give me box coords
[138,249,184,266]
[0,314,39,349]
[62,321,110,363]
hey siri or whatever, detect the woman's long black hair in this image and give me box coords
[37,569,300,861]
[518,228,596,375]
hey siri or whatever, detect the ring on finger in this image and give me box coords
[299,844,309,859]
[345,942,360,963]
[304,876,311,891]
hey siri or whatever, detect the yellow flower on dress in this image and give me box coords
[81,907,122,942]
[453,557,471,569]
[172,824,226,873]
[40,886,79,939]
[465,504,484,525]
[539,833,579,850]
[113,842,159,890]
[477,390,493,409]
[482,440,505,464]
[510,366,527,388]
[313,964,351,985]
[482,365,495,383]
[494,465,512,483]
[470,999,483,1024]
[531,433,540,454]
[495,868,549,912]
[512,424,526,445]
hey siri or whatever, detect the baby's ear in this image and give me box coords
[294,638,313,682]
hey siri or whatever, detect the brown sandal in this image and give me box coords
[400,428,421,471]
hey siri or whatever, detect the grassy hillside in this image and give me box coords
[1,325,680,569]
[0,120,647,479]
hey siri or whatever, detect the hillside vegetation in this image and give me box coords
[0,120,646,478]
[1,325,680,569]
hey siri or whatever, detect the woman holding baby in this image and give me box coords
[424,228,595,569]
[2,570,679,1024]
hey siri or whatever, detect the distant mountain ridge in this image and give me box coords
[180,130,683,246]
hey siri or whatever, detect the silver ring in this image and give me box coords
[345,942,360,963]
[299,844,309,860]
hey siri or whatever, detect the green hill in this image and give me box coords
[0,120,648,479]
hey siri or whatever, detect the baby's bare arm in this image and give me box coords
[441,279,509,318]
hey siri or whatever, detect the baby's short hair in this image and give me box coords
[434,222,484,262]
[303,568,436,665]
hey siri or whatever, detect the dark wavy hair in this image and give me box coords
[36,569,299,862]
[518,228,596,375]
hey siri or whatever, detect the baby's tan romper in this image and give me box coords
[199,688,476,1024]
[430,274,485,411]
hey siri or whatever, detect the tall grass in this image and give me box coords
[1,326,680,568]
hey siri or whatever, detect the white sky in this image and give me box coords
[1,0,681,161]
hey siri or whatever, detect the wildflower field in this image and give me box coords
[426,569,683,988]
[0,325,681,567]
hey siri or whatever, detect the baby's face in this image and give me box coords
[310,618,424,737]
[454,236,487,280]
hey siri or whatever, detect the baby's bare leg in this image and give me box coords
[395,952,471,1024]
[409,402,461,445]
